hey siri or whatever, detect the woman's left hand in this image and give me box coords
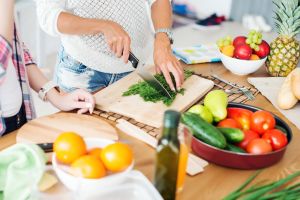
[153,35,184,91]
[48,89,95,114]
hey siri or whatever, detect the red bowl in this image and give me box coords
[191,102,292,169]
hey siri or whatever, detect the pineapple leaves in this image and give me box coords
[272,0,300,36]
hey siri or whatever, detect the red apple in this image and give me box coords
[234,44,252,60]
[233,36,247,47]
[255,40,270,58]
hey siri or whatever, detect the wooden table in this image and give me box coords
[1,62,300,199]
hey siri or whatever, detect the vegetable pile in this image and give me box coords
[123,70,193,106]
[182,90,289,154]
[224,170,300,200]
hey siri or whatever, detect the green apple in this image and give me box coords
[188,104,213,124]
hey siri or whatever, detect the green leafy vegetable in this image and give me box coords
[123,70,193,106]
[223,170,300,200]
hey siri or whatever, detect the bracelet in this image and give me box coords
[38,81,59,102]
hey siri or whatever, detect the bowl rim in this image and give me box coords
[52,137,134,182]
[219,49,267,62]
[192,102,292,156]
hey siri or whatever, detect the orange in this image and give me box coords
[54,132,87,164]
[221,45,235,57]
[88,147,102,159]
[250,54,260,60]
[100,142,133,172]
[71,155,106,179]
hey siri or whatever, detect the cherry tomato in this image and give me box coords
[237,130,260,150]
[250,110,275,134]
[246,138,272,154]
[227,108,253,130]
[217,118,242,129]
[262,129,288,151]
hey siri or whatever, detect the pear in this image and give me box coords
[188,104,213,124]
[204,90,228,122]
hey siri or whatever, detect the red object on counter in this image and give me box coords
[250,110,275,134]
[227,107,253,130]
[262,129,288,151]
[237,130,260,150]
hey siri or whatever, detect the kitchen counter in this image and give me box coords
[1,23,300,199]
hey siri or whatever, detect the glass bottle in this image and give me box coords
[154,110,181,200]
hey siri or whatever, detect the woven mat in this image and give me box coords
[93,74,259,138]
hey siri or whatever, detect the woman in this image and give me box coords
[0,0,95,136]
[36,0,184,93]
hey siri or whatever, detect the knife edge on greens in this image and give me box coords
[123,70,193,106]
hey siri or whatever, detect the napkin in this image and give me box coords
[172,45,221,64]
[0,143,47,200]
[248,77,300,130]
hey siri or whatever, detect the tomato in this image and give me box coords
[217,118,241,129]
[237,130,260,150]
[262,129,288,151]
[250,110,275,134]
[227,108,253,130]
[246,138,272,154]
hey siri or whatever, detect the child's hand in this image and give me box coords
[50,89,95,114]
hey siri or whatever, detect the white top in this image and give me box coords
[0,59,22,117]
[36,0,159,74]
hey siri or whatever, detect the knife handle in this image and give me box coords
[128,52,139,69]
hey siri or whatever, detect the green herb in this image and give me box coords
[223,171,300,200]
[123,70,193,106]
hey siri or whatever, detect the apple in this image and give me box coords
[234,44,252,60]
[233,36,247,47]
[255,40,270,58]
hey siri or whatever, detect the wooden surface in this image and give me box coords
[16,112,118,143]
[94,67,214,128]
[1,62,300,199]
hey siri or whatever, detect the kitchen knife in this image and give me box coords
[129,52,172,99]
[37,143,53,153]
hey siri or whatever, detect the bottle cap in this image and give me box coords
[163,110,181,128]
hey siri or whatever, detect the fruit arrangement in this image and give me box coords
[183,90,288,155]
[53,132,133,179]
[217,30,270,60]
[266,0,300,77]
[277,68,300,110]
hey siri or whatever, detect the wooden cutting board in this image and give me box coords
[95,68,214,128]
[17,112,118,143]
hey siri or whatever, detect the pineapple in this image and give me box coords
[266,0,300,77]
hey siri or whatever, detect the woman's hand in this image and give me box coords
[102,20,131,63]
[154,34,184,91]
[48,89,95,114]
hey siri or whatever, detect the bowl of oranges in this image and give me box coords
[217,30,270,76]
[52,132,134,192]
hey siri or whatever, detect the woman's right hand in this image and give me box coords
[102,20,131,63]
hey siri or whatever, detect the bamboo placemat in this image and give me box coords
[93,75,259,138]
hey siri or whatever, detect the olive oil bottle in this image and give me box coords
[154,110,180,200]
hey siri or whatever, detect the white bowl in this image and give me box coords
[219,51,267,75]
[52,138,134,192]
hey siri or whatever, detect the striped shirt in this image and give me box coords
[0,26,36,130]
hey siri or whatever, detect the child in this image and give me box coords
[0,0,95,135]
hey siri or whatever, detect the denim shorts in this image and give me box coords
[54,47,131,93]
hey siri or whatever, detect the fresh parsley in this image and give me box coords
[123,70,193,106]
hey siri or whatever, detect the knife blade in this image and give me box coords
[129,52,172,99]
[37,143,53,153]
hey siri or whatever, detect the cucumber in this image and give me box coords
[181,112,227,149]
[218,127,244,143]
[275,125,288,135]
[225,144,246,153]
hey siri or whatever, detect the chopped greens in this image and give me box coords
[123,70,193,106]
